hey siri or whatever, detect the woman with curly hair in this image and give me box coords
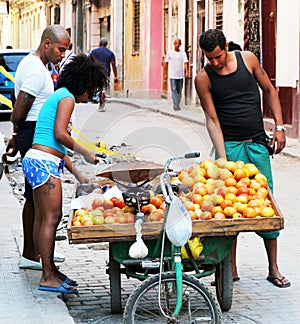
[22,54,108,294]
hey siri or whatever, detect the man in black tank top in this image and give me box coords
[195,29,290,288]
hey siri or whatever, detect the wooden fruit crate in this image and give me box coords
[67,189,284,244]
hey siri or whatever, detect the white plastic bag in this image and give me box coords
[165,196,192,247]
[129,219,148,259]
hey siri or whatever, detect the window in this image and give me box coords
[214,0,223,30]
[132,0,140,55]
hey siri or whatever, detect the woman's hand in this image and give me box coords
[84,151,99,165]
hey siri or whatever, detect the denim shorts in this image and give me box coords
[22,149,65,190]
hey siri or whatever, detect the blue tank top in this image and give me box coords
[33,87,75,154]
[204,51,265,141]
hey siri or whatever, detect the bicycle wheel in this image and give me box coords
[124,272,222,324]
[215,253,233,311]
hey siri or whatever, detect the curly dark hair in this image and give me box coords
[199,29,226,52]
[57,54,108,95]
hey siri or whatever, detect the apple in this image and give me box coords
[150,196,164,208]
[224,160,237,173]
[233,168,247,181]
[116,213,128,224]
[103,209,116,218]
[82,219,94,226]
[199,200,214,212]
[206,165,220,179]
[214,212,226,220]
[243,207,257,218]
[72,220,82,226]
[92,198,103,210]
[215,157,227,168]
[103,199,115,209]
[75,208,89,218]
[148,210,163,222]
[211,206,223,215]
[104,215,116,224]
[193,185,207,196]
[141,204,157,214]
[223,206,237,218]
[220,199,233,210]
[216,186,228,198]
[236,194,249,204]
[236,187,250,196]
[232,212,243,219]
[192,194,203,205]
[114,198,126,209]
[199,211,212,220]
[93,215,105,225]
[123,206,135,213]
[260,207,275,217]
[233,202,247,213]
[224,193,237,203]
[125,212,135,223]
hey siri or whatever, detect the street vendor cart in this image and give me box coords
[67,154,284,323]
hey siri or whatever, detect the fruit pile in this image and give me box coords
[175,158,275,220]
[72,197,135,226]
[71,158,276,227]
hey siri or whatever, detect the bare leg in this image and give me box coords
[22,199,40,262]
[34,177,64,287]
[264,238,290,286]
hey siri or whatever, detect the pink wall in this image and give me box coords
[149,0,163,92]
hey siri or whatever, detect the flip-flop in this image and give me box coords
[63,276,78,287]
[267,276,291,288]
[38,281,78,294]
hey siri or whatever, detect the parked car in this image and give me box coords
[0,49,30,113]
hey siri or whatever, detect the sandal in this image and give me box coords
[267,276,291,288]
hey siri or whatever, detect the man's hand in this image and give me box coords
[273,131,286,154]
[2,137,19,163]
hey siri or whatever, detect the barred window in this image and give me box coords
[132,0,140,55]
[214,0,223,30]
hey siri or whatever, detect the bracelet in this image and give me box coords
[12,132,17,137]
[274,125,286,132]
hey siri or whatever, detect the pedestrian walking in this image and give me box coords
[195,28,290,288]
[164,39,189,111]
[21,54,107,294]
[90,37,118,112]
[2,25,71,271]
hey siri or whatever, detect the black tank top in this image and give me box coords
[204,51,264,141]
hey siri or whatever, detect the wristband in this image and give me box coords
[12,132,17,137]
[274,125,286,132]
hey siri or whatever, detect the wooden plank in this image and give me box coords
[68,215,283,243]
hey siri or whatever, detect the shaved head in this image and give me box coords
[41,25,70,43]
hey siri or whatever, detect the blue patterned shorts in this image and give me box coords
[22,149,65,189]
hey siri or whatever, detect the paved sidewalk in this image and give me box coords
[0,174,74,324]
[0,98,299,323]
